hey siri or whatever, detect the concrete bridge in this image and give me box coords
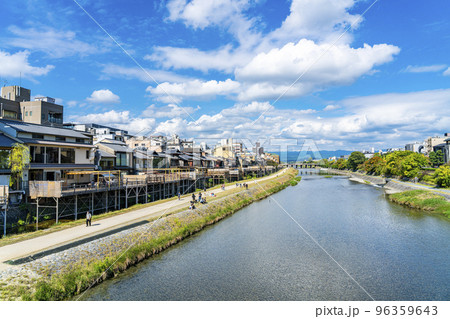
[286,163,319,169]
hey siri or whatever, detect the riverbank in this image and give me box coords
[0,168,298,301]
[321,168,450,218]
[388,190,450,218]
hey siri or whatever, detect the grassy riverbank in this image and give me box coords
[388,190,450,218]
[3,168,298,301]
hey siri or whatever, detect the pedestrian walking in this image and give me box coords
[86,211,92,227]
[192,193,196,202]
[198,192,202,202]
[178,191,181,200]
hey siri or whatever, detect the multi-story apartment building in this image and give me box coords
[0,86,64,126]
[424,136,446,155]
[405,142,424,153]
[64,123,129,142]
[125,135,167,152]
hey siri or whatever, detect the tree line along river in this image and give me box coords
[80,169,450,301]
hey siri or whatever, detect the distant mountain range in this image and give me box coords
[267,150,352,162]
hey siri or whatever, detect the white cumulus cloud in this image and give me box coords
[86,89,120,104]
[0,50,54,79]
[71,110,130,125]
[147,79,240,103]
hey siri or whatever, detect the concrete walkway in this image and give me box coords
[0,170,285,270]
[385,179,450,197]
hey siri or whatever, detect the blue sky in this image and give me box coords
[0,0,449,151]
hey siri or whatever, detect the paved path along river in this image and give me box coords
[81,170,450,301]
[0,170,285,271]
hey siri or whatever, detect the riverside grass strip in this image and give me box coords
[2,168,298,301]
[388,190,450,218]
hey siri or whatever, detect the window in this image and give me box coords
[55,136,66,142]
[25,111,28,116]
[30,111,32,116]
[115,152,128,166]
[30,146,45,163]
[86,150,90,159]
[32,134,44,139]
[76,138,87,144]
[60,148,75,164]
[46,147,59,164]
[3,110,17,119]
[48,112,63,124]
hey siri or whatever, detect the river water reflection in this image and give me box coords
[82,170,450,300]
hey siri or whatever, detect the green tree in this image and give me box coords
[347,151,366,171]
[429,150,445,167]
[361,155,386,175]
[331,158,347,170]
[434,165,450,188]
[8,143,30,189]
[384,151,429,178]
[318,158,330,167]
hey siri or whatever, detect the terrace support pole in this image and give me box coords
[55,198,59,224]
[74,195,78,220]
[3,208,6,237]
[105,191,108,213]
[145,184,148,203]
[36,198,39,231]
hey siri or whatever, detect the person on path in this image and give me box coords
[198,192,202,202]
[192,193,196,202]
[178,191,181,200]
[86,211,92,227]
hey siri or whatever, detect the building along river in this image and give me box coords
[81,169,450,301]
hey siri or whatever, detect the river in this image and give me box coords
[81,170,450,300]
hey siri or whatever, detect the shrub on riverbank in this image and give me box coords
[289,176,302,186]
[389,190,450,218]
[15,169,299,301]
[433,165,450,188]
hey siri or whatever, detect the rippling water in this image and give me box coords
[81,170,450,301]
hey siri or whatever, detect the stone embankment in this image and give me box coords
[321,168,450,199]
[322,168,386,185]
